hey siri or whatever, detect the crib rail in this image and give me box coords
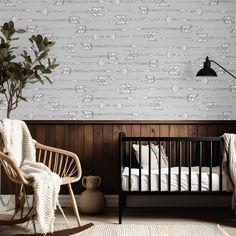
[119,132,225,194]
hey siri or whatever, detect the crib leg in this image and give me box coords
[119,192,123,224]
[122,195,126,208]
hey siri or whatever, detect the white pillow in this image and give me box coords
[132,144,169,169]
[151,144,169,168]
[132,144,158,169]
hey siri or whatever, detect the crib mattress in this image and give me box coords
[121,166,230,192]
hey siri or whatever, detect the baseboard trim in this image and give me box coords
[0,194,231,210]
[60,194,231,208]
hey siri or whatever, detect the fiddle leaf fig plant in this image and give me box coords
[0,21,59,118]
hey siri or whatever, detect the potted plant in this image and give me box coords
[0,21,58,118]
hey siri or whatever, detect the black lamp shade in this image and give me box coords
[196,56,217,77]
[196,67,217,77]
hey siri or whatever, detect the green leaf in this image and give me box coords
[35,73,44,84]
[43,75,52,84]
[43,68,51,74]
[49,63,59,69]
[16,29,26,34]
[37,51,47,61]
[18,96,27,102]
[2,22,9,30]
[8,21,14,30]
[33,65,45,71]
[36,34,43,43]
[9,55,16,60]
[29,79,38,84]
[33,49,38,57]
[48,41,55,47]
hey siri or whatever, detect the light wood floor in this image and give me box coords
[59,207,236,236]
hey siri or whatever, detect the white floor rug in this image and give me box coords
[0,224,229,236]
[78,224,229,236]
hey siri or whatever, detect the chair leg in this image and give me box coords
[68,183,81,226]
[57,203,70,228]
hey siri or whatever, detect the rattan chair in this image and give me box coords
[0,133,93,235]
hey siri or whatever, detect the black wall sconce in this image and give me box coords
[196,56,236,79]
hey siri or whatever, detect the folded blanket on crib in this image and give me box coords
[0,119,62,233]
[223,133,236,211]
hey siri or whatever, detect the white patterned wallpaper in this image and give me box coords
[0,0,236,120]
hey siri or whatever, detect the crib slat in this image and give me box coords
[148,141,151,192]
[129,141,131,192]
[168,142,172,192]
[219,141,223,192]
[168,141,171,192]
[199,141,202,192]
[139,141,142,192]
[209,141,213,192]
[178,141,181,192]
[189,141,192,191]
[158,140,161,192]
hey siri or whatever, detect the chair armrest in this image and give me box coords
[0,151,30,185]
[35,142,82,183]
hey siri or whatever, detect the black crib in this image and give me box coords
[118,132,230,224]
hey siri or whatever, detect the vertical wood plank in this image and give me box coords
[121,124,132,165]
[93,124,103,188]
[197,125,208,136]
[131,125,141,137]
[188,125,198,137]
[170,125,179,137]
[45,124,55,146]
[83,125,94,175]
[54,125,65,148]
[197,125,208,166]
[207,124,218,136]
[64,124,72,151]
[151,125,160,137]
[72,124,84,194]
[112,124,122,193]
[122,124,132,136]
[27,124,36,139]
[159,125,170,164]
[188,125,198,166]
[159,125,170,137]
[141,125,151,137]
[170,125,179,166]
[102,125,113,193]
[35,124,46,144]
[178,125,188,166]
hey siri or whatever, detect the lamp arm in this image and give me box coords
[210,60,236,80]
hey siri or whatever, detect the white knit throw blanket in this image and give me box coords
[222,133,236,211]
[0,119,62,233]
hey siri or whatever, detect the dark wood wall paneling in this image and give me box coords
[1,121,236,195]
